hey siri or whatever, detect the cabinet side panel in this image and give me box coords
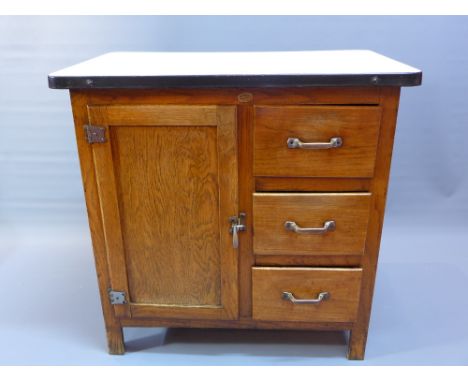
[112,125,221,306]
[348,87,401,360]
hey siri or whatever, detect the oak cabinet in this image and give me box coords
[49,51,422,359]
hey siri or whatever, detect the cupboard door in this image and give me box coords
[87,105,238,320]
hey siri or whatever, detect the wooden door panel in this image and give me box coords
[87,105,238,320]
[112,125,221,306]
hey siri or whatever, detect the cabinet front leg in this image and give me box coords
[106,325,125,355]
[347,327,368,360]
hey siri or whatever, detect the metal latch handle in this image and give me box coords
[229,213,246,249]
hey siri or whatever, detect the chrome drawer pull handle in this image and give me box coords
[282,291,330,304]
[287,137,343,149]
[284,220,336,234]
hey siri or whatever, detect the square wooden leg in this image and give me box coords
[106,326,125,355]
[347,327,368,360]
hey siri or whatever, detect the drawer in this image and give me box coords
[253,193,371,256]
[253,106,381,178]
[252,267,362,322]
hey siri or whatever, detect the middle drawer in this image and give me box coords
[253,193,371,256]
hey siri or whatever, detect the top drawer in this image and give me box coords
[254,106,382,178]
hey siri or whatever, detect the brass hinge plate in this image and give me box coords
[84,124,106,144]
[108,289,127,305]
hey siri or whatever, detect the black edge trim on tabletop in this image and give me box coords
[48,72,422,89]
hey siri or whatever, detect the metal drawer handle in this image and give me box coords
[282,291,330,304]
[287,137,343,149]
[284,220,336,234]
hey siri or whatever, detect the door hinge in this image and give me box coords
[108,289,127,305]
[84,124,106,144]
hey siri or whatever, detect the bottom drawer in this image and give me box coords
[252,267,362,323]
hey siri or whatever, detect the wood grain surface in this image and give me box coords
[254,254,362,267]
[120,317,354,331]
[252,267,362,323]
[112,125,221,306]
[104,105,217,126]
[237,104,255,318]
[71,93,125,354]
[87,104,239,320]
[76,87,380,107]
[347,87,401,360]
[253,193,371,256]
[254,106,382,178]
[87,106,131,319]
[68,86,401,360]
[255,177,371,192]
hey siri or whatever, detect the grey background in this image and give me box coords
[0,16,467,365]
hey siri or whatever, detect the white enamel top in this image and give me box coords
[49,50,421,77]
